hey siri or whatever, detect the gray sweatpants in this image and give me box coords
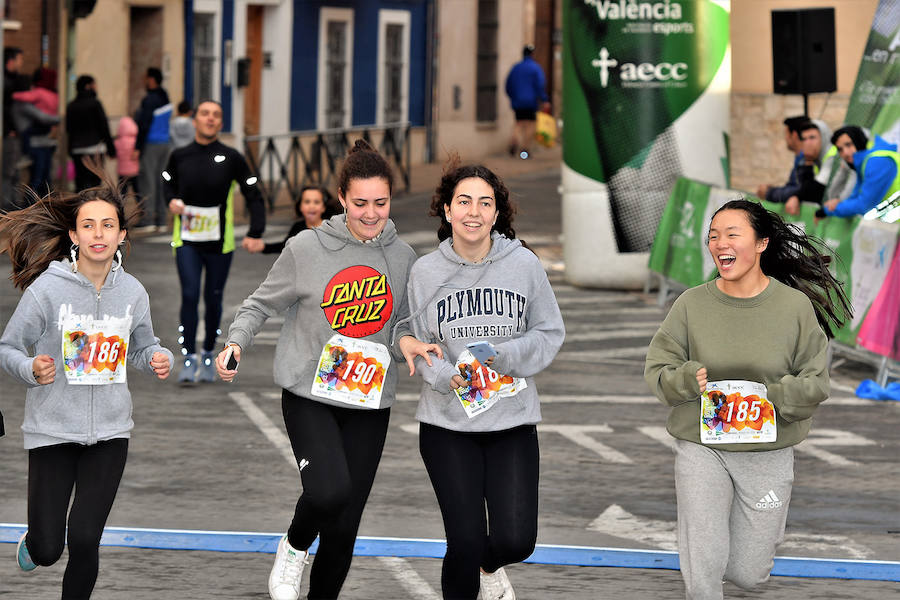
[137,142,172,226]
[674,439,793,600]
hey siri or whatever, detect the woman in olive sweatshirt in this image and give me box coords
[645,199,851,600]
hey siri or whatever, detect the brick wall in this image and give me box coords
[729,92,852,195]
[4,0,61,75]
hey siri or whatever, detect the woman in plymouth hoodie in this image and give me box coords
[644,199,851,600]
[215,140,440,600]
[405,163,565,600]
[0,177,173,598]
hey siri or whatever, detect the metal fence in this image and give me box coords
[243,123,412,211]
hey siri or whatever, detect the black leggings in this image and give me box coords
[282,391,390,600]
[419,423,540,600]
[25,439,128,600]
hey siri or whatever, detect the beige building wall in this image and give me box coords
[71,0,184,120]
[434,0,526,160]
[730,0,878,193]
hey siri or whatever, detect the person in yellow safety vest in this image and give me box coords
[784,119,832,215]
[822,125,900,218]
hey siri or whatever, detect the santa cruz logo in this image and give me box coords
[585,0,682,20]
[591,47,688,88]
[320,265,393,338]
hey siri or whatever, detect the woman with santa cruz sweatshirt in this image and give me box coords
[404,162,565,600]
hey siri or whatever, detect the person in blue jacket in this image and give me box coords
[822,125,900,218]
[133,67,172,232]
[504,44,549,160]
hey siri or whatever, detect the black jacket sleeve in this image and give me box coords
[234,151,265,238]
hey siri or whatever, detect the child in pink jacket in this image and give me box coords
[114,116,140,196]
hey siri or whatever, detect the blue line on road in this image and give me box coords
[2,524,897,582]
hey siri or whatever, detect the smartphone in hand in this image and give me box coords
[466,341,496,365]
[224,346,239,371]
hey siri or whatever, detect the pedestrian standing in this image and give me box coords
[169,100,195,150]
[2,46,24,211]
[405,162,564,600]
[644,199,851,600]
[0,176,173,599]
[114,115,140,198]
[65,75,116,192]
[504,45,549,160]
[163,100,265,384]
[133,67,172,232]
[13,67,60,196]
[215,140,441,600]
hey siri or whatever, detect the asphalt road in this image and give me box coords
[0,166,898,599]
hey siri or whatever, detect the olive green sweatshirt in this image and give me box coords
[644,278,829,451]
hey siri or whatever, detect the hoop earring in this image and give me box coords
[111,248,123,271]
[446,214,452,222]
[70,244,79,272]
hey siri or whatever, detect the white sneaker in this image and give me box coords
[268,535,308,600]
[479,567,516,600]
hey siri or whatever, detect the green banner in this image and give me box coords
[562,0,730,253]
[844,0,900,138]
[649,178,900,346]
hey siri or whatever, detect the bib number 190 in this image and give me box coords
[342,359,377,386]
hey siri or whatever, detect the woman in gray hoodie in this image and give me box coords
[0,177,173,598]
[215,140,440,600]
[406,163,565,600]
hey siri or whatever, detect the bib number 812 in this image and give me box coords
[725,400,760,422]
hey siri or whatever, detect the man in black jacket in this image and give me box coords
[65,74,116,191]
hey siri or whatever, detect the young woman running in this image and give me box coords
[405,163,565,599]
[644,199,851,600]
[261,185,337,254]
[0,179,173,599]
[215,140,440,600]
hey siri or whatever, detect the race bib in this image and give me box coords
[700,380,777,444]
[454,349,527,418]
[311,334,391,408]
[61,314,131,385]
[180,204,221,242]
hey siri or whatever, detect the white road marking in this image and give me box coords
[636,426,676,451]
[228,392,296,469]
[377,557,441,599]
[539,424,633,463]
[795,429,877,467]
[587,505,872,558]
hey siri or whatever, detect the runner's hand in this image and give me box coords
[450,374,466,390]
[169,198,185,214]
[32,354,55,385]
[242,237,264,253]
[216,344,241,382]
[397,335,444,376]
[785,196,799,215]
[696,367,707,394]
[150,352,171,379]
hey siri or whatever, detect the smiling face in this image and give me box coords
[339,177,391,241]
[68,200,126,267]
[707,209,768,283]
[445,177,498,248]
[299,188,326,227]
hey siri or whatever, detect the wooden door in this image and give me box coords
[244,5,263,137]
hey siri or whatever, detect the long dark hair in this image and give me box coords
[337,139,394,198]
[711,199,852,337]
[430,158,523,245]
[0,166,139,290]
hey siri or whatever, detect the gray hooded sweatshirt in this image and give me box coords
[226,214,415,409]
[407,233,565,432]
[0,260,173,449]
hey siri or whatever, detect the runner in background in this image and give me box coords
[259,185,337,255]
[404,161,565,600]
[644,199,851,600]
[162,99,265,384]
[215,140,440,600]
[0,175,172,599]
